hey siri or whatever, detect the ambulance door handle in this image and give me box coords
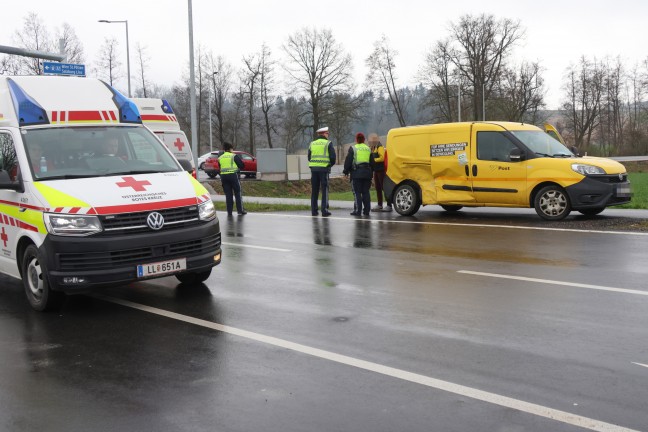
[472,165,478,176]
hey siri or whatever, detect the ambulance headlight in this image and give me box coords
[571,164,606,175]
[44,213,103,236]
[198,200,217,221]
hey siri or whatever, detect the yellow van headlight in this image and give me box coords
[198,200,217,221]
[571,164,606,175]
[44,213,102,236]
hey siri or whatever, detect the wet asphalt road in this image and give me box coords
[1,211,648,432]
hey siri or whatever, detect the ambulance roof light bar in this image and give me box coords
[7,78,50,126]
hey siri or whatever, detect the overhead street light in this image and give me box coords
[98,19,131,97]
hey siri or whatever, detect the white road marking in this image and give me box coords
[458,270,648,297]
[221,242,290,252]
[252,212,648,236]
[632,362,648,369]
[95,294,638,432]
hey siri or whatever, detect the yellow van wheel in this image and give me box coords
[22,244,65,312]
[393,184,421,216]
[534,185,571,221]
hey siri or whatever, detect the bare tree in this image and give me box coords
[322,92,366,163]
[418,39,468,122]
[490,61,546,122]
[282,27,354,136]
[366,35,408,126]
[277,96,309,153]
[95,37,122,86]
[12,12,51,75]
[259,43,277,149]
[449,14,524,120]
[562,56,604,153]
[56,23,84,63]
[207,54,234,148]
[242,53,262,155]
[599,57,626,155]
[135,43,150,98]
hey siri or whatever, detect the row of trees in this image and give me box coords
[3,13,648,157]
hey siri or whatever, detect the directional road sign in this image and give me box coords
[43,62,86,77]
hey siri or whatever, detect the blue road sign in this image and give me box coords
[43,62,86,77]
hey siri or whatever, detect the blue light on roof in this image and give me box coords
[101,81,142,124]
[7,79,50,126]
[161,100,174,114]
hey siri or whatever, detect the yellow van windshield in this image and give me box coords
[510,130,573,158]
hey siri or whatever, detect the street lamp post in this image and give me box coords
[482,82,486,121]
[98,19,131,97]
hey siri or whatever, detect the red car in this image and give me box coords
[204,150,257,178]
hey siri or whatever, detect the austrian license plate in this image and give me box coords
[137,258,187,277]
[616,184,632,197]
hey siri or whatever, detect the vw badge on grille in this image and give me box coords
[147,212,165,230]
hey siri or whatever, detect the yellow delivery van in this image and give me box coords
[383,122,631,220]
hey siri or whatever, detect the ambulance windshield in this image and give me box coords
[509,130,574,158]
[23,126,183,180]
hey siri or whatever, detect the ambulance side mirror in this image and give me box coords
[509,148,524,162]
[177,159,193,173]
[0,170,24,193]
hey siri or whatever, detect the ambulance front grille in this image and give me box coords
[57,232,221,271]
[100,206,200,234]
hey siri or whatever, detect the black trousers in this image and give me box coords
[221,173,244,214]
[352,178,372,215]
[310,170,329,214]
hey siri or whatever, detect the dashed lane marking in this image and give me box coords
[458,270,648,297]
[94,294,639,432]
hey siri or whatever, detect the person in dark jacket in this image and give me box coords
[218,142,247,216]
[368,133,391,211]
[344,132,374,216]
[308,126,336,217]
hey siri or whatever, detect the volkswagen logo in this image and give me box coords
[146,212,165,230]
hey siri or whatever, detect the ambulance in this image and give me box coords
[131,98,196,177]
[0,76,221,311]
[383,121,631,220]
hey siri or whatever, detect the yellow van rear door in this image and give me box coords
[470,124,527,206]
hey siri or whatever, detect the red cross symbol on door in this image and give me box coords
[0,227,8,248]
[116,176,152,192]
[173,138,185,151]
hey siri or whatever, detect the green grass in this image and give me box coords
[619,172,648,209]
[214,202,310,213]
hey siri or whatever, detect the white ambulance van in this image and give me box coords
[131,98,195,177]
[0,76,221,311]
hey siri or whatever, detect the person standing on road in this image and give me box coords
[368,133,391,212]
[219,142,247,216]
[308,126,336,217]
[344,132,374,216]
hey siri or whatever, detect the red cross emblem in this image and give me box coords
[116,176,152,192]
[173,138,185,151]
[1,227,8,248]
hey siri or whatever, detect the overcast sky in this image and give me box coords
[3,0,647,110]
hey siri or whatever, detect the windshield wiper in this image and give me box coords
[111,170,175,175]
[552,153,572,158]
[37,174,96,180]
[535,152,554,158]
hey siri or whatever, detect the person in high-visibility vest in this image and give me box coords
[343,132,374,216]
[368,133,391,212]
[308,126,336,217]
[218,142,247,216]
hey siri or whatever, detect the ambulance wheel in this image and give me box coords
[393,184,421,216]
[534,185,571,221]
[441,205,463,212]
[176,269,212,285]
[22,244,65,312]
[578,207,605,216]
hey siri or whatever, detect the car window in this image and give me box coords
[476,132,518,162]
[0,132,19,182]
